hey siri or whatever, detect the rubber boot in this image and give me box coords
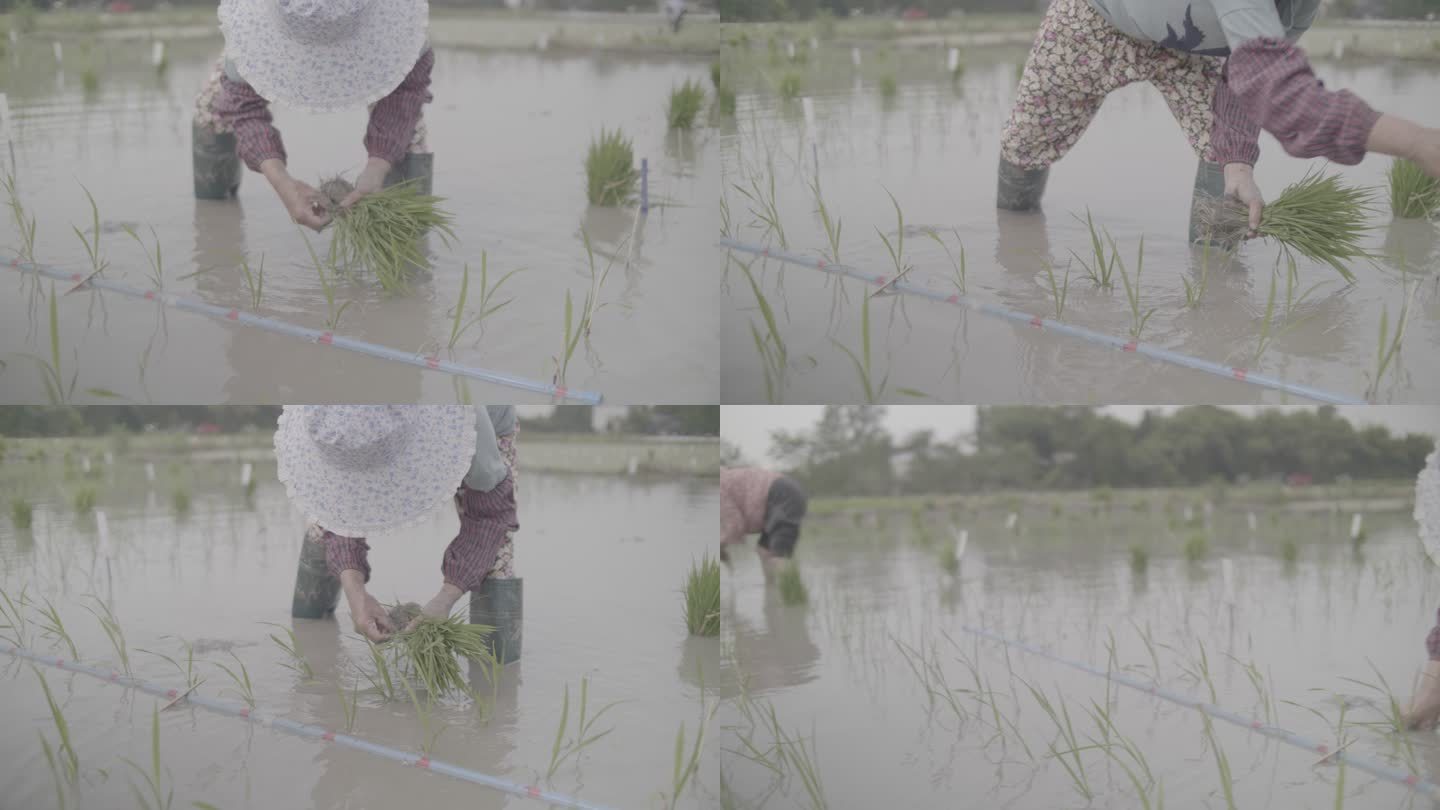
[1189,159,1227,247]
[996,157,1049,211]
[383,152,434,196]
[192,121,242,200]
[471,577,522,665]
[291,526,342,619]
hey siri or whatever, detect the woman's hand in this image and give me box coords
[340,570,395,642]
[1223,163,1265,238]
[1405,660,1440,730]
[406,582,465,632]
[261,159,331,231]
[340,157,393,210]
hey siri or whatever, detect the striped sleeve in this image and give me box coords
[365,48,435,167]
[322,531,372,582]
[442,475,519,592]
[1212,37,1380,167]
[214,75,287,172]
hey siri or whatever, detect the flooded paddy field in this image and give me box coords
[0,432,720,809]
[0,13,721,403]
[720,481,1440,809]
[718,23,1440,405]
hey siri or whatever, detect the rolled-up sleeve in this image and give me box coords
[214,72,287,172]
[1212,37,1380,167]
[365,48,434,167]
[442,476,519,592]
[322,531,371,582]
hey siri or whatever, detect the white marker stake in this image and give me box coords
[8,30,16,45]
[810,37,819,52]
[1221,557,1235,606]
[1183,505,1194,523]
[82,456,91,473]
[240,462,253,488]
[787,41,795,60]
[947,47,960,73]
[144,462,155,482]
[627,457,638,476]
[96,510,112,558]
[537,33,549,51]
[53,42,63,65]
[954,527,968,562]
[801,96,816,134]
[1247,512,1257,533]
[1332,39,1345,60]
[851,47,861,67]
[1351,513,1364,540]
[103,452,113,466]
[1005,512,1018,531]
[151,41,165,68]
[0,93,10,148]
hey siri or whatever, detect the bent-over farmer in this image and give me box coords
[721,467,808,578]
[1403,441,1440,729]
[997,0,1440,241]
[276,405,519,642]
[194,0,435,230]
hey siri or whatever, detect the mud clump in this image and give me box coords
[318,176,355,215]
[387,601,424,629]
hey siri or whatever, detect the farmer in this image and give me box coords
[665,0,688,33]
[996,0,1440,242]
[720,467,808,578]
[276,405,520,643]
[1402,441,1440,729]
[193,0,435,230]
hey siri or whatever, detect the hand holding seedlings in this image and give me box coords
[261,159,331,231]
[340,570,396,643]
[338,157,392,210]
[405,582,466,632]
[1223,163,1265,237]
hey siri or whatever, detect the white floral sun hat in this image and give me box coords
[275,405,476,537]
[217,0,429,115]
[1419,441,1440,564]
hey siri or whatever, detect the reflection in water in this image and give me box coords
[725,586,821,698]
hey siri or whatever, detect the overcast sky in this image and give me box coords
[721,406,1440,465]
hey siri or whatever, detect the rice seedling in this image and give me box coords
[776,563,808,605]
[762,702,828,810]
[38,730,68,810]
[324,178,457,294]
[34,667,79,784]
[71,184,108,281]
[121,705,173,810]
[171,486,190,515]
[361,639,396,700]
[833,294,885,403]
[213,652,255,708]
[400,676,447,756]
[666,674,717,810]
[926,228,967,295]
[585,128,639,207]
[738,256,787,404]
[938,542,959,574]
[237,254,264,310]
[3,173,38,264]
[0,586,31,647]
[1183,533,1209,563]
[34,598,78,661]
[139,639,202,690]
[13,0,37,34]
[878,74,897,100]
[1183,240,1214,308]
[552,230,620,387]
[683,554,720,636]
[1387,157,1439,219]
[1198,168,1374,283]
[666,79,707,130]
[123,225,165,290]
[447,252,522,350]
[74,486,97,513]
[300,229,352,330]
[1201,715,1237,810]
[777,71,802,100]
[262,621,314,681]
[389,609,496,697]
[1042,258,1071,318]
[81,66,99,97]
[1023,681,1091,801]
[716,83,737,117]
[1281,537,1299,564]
[736,160,787,247]
[810,177,843,266]
[1130,545,1149,573]
[1364,268,1417,401]
[545,676,623,780]
[1113,233,1156,339]
[710,62,721,89]
[1071,210,1117,289]
[11,496,32,529]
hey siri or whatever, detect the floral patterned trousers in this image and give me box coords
[192,56,429,154]
[1000,0,1223,170]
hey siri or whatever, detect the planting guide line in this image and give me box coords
[2,643,619,810]
[4,256,604,404]
[955,623,1440,800]
[717,238,1368,406]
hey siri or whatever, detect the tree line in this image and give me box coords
[721,0,1438,24]
[759,406,1434,497]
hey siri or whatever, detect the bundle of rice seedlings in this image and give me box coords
[1196,169,1375,283]
[321,177,456,295]
[683,555,720,636]
[585,128,638,207]
[1388,158,1440,219]
[776,564,808,605]
[389,608,496,697]
[667,79,707,130]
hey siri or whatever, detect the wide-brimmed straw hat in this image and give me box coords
[275,405,475,537]
[1419,442,1440,565]
[217,0,429,115]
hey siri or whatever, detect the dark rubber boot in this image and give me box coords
[192,121,241,200]
[996,157,1048,211]
[291,525,342,619]
[384,152,434,196]
[1189,159,1227,246]
[471,577,522,665]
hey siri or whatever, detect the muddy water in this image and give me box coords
[721,498,1437,809]
[0,38,719,403]
[0,444,720,810]
[719,42,1440,404]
